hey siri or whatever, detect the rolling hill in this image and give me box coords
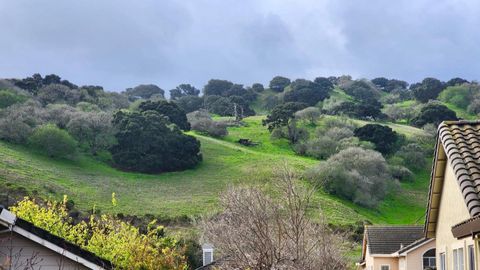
[0,115,431,227]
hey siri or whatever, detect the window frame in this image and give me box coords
[469,245,475,270]
[440,252,446,270]
[380,264,390,270]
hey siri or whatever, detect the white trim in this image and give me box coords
[12,226,106,270]
[396,238,435,256]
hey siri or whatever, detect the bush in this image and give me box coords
[187,110,228,137]
[411,102,458,127]
[294,107,322,125]
[283,79,332,106]
[354,124,400,155]
[411,78,445,103]
[0,89,28,109]
[66,111,114,154]
[303,136,338,159]
[396,143,426,170]
[306,147,393,208]
[138,100,191,131]
[110,110,202,173]
[0,101,46,143]
[174,95,204,113]
[439,84,480,109]
[29,124,77,158]
[389,165,414,182]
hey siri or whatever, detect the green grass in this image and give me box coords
[0,116,431,227]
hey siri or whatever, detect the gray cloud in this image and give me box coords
[0,0,479,91]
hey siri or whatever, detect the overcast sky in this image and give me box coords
[0,0,479,92]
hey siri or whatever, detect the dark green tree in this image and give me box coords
[170,84,200,100]
[262,102,307,143]
[174,95,204,113]
[251,83,264,92]
[445,77,469,87]
[284,79,332,106]
[269,76,291,92]
[110,110,202,173]
[411,102,458,127]
[203,79,234,96]
[354,124,399,155]
[125,84,165,100]
[343,80,380,101]
[411,78,445,103]
[139,100,191,131]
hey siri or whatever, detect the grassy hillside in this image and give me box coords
[0,115,430,226]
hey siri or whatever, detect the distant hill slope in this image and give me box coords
[0,115,430,226]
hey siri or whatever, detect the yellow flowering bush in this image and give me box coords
[10,197,188,270]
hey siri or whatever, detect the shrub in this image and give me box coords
[325,127,354,141]
[0,101,46,143]
[138,100,191,131]
[304,136,338,159]
[11,197,188,269]
[29,124,77,158]
[306,147,393,208]
[269,76,291,92]
[187,110,228,137]
[396,143,426,170]
[389,165,414,182]
[411,102,458,127]
[354,124,399,155]
[110,110,202,173]
[0,89,28,109]
[411,77,445,103]
[295,107,322,125]
[67,111,114,154]
[174,95,204,113]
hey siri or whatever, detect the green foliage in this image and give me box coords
[439,84,479,109]
[284,79,332,105]
[174,95,204,113]
[187,110,228,137]
[411,77,445,103]
[139,100,191,131]
[251,83,264,92]
[29,124,77,158]
[354,124,399,155]
[170,84,200,100]
[203,79,234,96]
[125,84,165,100]
[411,102,458,127]
[0,89,28,109]
[66,111,114,154]
[396,143,426,171]
[342,80,380,102]
[262,102,307,132]
[110,110,201,173]
[269,76,291,92]
[445,77,469,87]
[0,101,45,143]
[306,147,393,208]
[11,197,189,270]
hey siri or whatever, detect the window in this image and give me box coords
[381,265,390,270]
[423,248,436,269]
[469,245,475,270]
[440,253,446,270]
[454,248,465,270]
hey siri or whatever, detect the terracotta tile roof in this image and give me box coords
[366,226,424,254]
[438,120,480,217]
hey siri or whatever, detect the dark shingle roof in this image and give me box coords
[366,226,424,254]
[437,121,480,217]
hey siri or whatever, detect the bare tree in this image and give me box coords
[201,164,347,270]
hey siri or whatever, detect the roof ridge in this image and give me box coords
[441,120,480,126]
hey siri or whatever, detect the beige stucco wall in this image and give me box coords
[373,257,399,270]
[0,232,89,270]
[404,240,436,270]
[435,161,475,269]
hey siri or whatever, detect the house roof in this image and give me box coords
[365,226,424,255]
[0,206,113,270]
[425,120,480,237]
[396,238,433,255]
